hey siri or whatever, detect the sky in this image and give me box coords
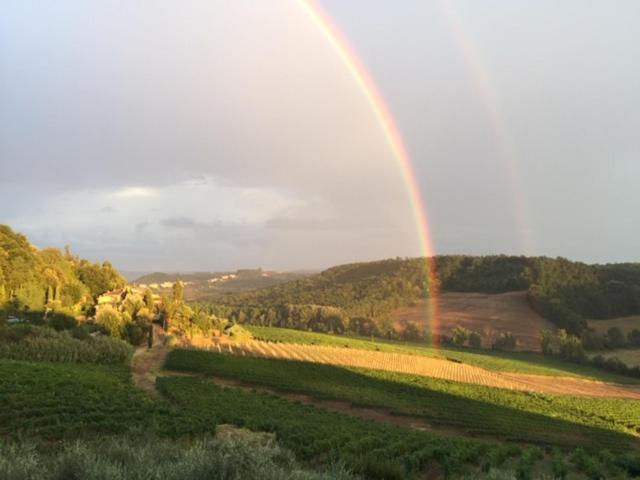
[1,0,639,272]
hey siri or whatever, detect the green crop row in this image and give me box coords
[0,359,215,438]
[166,349,640,449]
[157,374,514,479]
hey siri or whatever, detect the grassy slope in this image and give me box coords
[166,349,640,450]
[246,326,640,384]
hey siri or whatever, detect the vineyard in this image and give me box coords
[199,338,640,399]
[246,325,640,383]
[158,374,526,479]
[166,349,640,449]
[0,359,215,438]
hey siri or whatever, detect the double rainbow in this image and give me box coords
[297,0,440,339]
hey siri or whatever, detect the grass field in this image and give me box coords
[246,325,640,384]
[592,349,640,368]
[589,316,640,336]
[166,349,640,450]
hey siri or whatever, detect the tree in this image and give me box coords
[451,326,470,346]
[540,329,554,355]
[628,329,640,347]
[143,289,155,310]
[607,327,626,349]
[96,305,125,338]
[172,281,184,303]
[493,332,517,351]
[468,331,482,349]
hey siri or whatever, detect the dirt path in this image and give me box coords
[212,340,640,400]
[131,324,169,397]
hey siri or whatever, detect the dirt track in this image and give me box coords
[131,325,168,397]
[212,340,640,400]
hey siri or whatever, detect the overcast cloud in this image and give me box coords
[1,0,639,271]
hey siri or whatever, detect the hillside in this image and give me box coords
[393,291,555,351]
[0,225,126,319]
[197,256,640,345]
[134,268,310,298]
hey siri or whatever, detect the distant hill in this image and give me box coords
[134,268,311,299]
[200,256,640,340]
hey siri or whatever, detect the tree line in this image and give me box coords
[0,225,126,319]
[197,255,640,339]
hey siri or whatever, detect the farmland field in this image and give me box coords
[158,374,523,479]
[0,358,215,438]
[392,291,555,351]
[589,315,640,336]
[245,325,640,384]
[591,349,640,368]
[166,349,640,449]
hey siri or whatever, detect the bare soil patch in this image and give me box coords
[393,291,555,351]
[131,325,168,397]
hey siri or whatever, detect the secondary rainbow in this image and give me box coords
[296,0,440,340]
[436,0,533,255]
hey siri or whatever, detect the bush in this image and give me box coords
[226,324,253,342]
[492,332,517,351]
[628,329,640,347]
[95,306,124,338]
[0,325,132,364]
[607,327,626,349]
[451,326,470,346]
[468,331,482,349]
[48,312,78,331]
[0,435,355,480]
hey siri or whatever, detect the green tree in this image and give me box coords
[451,326,470,346]
[607,327,626,349]
[468,331,482,349]
[96,305,125,338]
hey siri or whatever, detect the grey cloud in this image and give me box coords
[162,217,200,230]
[2,0,639,269]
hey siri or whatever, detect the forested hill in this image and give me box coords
[0,225,126,317]
[201,256,640,336]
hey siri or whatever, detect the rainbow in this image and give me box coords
[436,0,533,255]
[296,0,440,342]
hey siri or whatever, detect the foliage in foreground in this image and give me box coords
[0,434,355,480]
[0,325,132,364]
[166,349,640,450]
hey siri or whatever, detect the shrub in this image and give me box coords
[48,312,78,331]
[607,327,626,349]
[468,331,482,349]
[628,329,640,347]
[492,332,517,351]
[95,306,125,338]
[0,435,356,480]
[451,326,470,346]
[0,325,132,364]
